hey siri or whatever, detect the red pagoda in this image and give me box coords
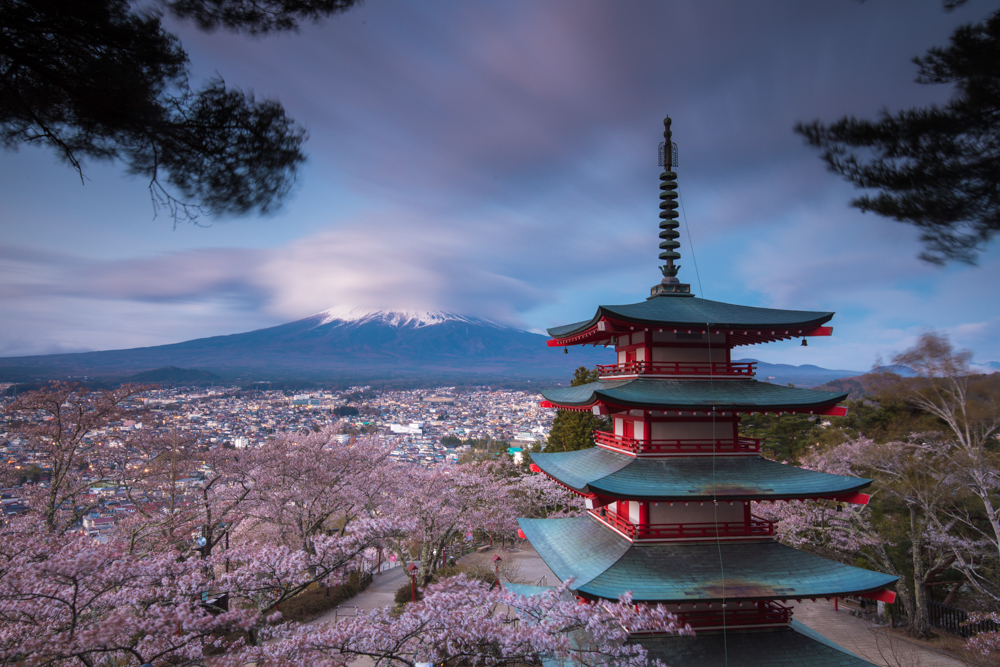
[517,117,897,666]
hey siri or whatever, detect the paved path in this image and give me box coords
[791,599,964,667]
[310,562,410,625]
[312,546,965,667]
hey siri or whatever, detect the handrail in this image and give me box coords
[593,431,761,455]
[596,361,756,377]
[591,508,775,540]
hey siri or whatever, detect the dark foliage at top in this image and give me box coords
[166,0,361,34]
[797,8,1000,264]
[0,0,361,222]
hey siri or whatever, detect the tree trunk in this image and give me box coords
[909,505,933,638]
[418,541,434,586]
[894,579,916,629]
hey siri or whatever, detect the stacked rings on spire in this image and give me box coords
[659,169,680,266]
[659,117,681,277]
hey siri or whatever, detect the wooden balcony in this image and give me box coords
[593,431,761,455]
[591,507,775,542]
[596,361,756,378]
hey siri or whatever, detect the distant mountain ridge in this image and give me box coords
[0,307,609,383]
[734,359,864,388]
[4,307,988,387]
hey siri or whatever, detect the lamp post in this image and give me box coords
[406,562,418,603]
[492,554,503,588]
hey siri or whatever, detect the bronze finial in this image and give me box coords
[651,116,692,298]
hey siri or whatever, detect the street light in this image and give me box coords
[406,563,418,603]
[492,554,503,588]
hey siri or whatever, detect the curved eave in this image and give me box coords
[518,516,897,604]
[541,379,849,415]
[530,448,873,501]
[546,298,834,346]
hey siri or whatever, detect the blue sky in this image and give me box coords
[3,0,1000,371]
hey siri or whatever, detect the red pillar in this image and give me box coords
[638,501,649,539]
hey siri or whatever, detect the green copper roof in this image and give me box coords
[635,621,874,667]
[541,379,848,411]
[547,296,833,338]
[518,516,897,603]
[531,448,872,500]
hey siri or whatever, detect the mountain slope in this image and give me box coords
[0,308,610,382]
[735,359,865,388]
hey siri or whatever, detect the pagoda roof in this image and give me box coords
[635,621,874,667]
[518,516,897,603]
[508,588,875,667]
[541,379,848,413]
[530,448,871,501]
[547,296,833,343]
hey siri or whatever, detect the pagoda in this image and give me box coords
[517,117,897,666]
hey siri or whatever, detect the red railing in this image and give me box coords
[591,508,775,541]
[596,361,756,377]
[594,431,761,455]
[674,601,791,629]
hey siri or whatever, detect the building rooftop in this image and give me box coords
[541,379,847,413]
[530,448,871,501]
[635,621,874,667]
[547,296,833,345]
[518,516,896,603]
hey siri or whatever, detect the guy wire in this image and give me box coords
[679,188,727,666]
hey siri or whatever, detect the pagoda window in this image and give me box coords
[649,420,736,441]
[650,345,727,364]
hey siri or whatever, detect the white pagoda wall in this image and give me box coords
[649,501,744,524]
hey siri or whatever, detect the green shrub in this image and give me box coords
[394,581,420,605]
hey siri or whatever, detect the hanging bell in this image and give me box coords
[563,347,568,354]
[801,339,808,347]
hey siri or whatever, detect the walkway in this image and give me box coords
[791,599,965,667]
[310,562,410,624]
[312,546,966,667]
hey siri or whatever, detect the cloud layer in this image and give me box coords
[2,0,998,368]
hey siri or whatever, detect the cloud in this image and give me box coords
[2,0,995,366]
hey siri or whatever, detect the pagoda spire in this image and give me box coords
[651,116,692,297]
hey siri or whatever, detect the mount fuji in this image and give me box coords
[0,307,609,384]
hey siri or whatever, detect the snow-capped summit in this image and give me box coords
[313,306,500,329]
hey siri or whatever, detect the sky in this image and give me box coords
[3,0,1000,372]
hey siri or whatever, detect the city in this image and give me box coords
[0,384,554,530]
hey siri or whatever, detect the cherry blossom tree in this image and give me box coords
[239,426,395,552]
[965,612,1000,663]
[878,332,1000,608]
[4,383,152,534]
[488,458,582,521]
[256,575,690,667]
[380,463,519,586]
[0,384,688,666]
[756,437,964,637]
[0,525,258,667]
